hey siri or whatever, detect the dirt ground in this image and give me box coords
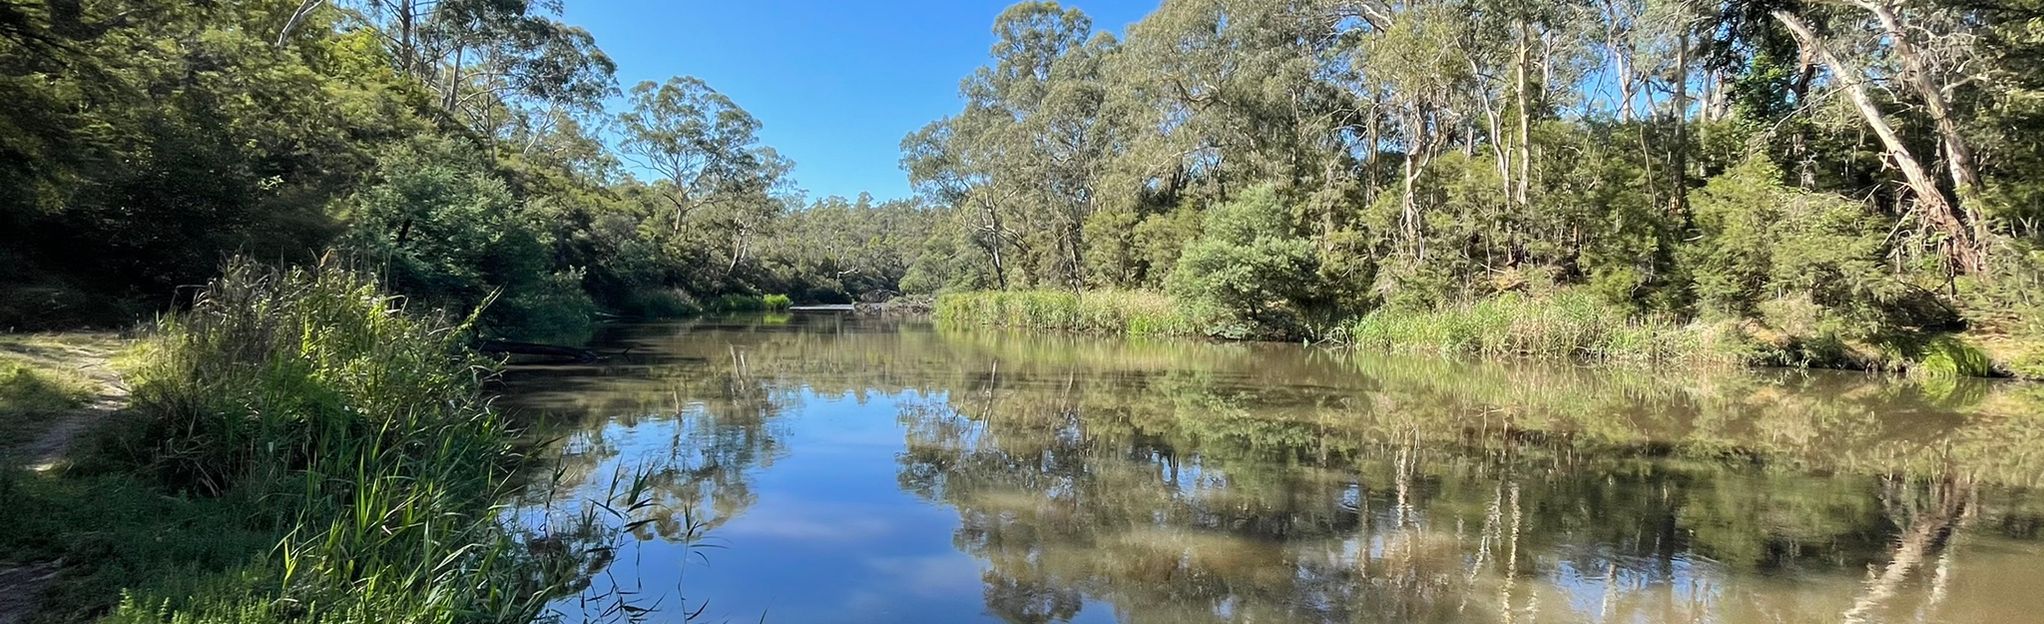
[0,332,128,624]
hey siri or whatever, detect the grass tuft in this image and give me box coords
[1,259,631,624]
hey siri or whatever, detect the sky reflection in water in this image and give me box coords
[504,314,2044,624]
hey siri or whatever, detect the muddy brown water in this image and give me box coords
[504,314,2044,624]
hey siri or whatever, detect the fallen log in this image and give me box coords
[476,339,600,364]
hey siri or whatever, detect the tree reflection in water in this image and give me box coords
[505,314,2044,623]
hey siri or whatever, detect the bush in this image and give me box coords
[340,139,591,340]
[491,269,598,342]
[617,287,702,318]
[763,293,793,311]
[1683,155,1947,333]
[705,293,767,312]
[1166,186,1317,336]
[1913,335,1992,379]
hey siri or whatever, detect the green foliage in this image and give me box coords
[763,194,934,300]
[704,293,796,313]
[935,290,1214,336]
[81,259,594,623]
[1348,290,1754,363]
[341,138,597,340]
[1914,335,1992,379]
[616,287,702,318]
[1685,156,1953,340]
[1165,187,1318,336]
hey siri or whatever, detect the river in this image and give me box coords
[503,312,2044,624]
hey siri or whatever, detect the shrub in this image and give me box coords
[1683,155,1947,333]
[763,294,793,311]
[1166,185,1317,336]
[1913,335,1992,379]
[705,293,767,312]
[617,287,701,318]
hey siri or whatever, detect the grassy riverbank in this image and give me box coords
[934,290,1218,337]
[0,262,610,623]
[1344,291,1753,363]
[934,288,2039,378]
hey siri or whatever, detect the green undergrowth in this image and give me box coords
[695,293,798,314]
[0,260,633,624]
[934,290,1218,337]
[938,288,2032,378]
[1346,291,1753,363]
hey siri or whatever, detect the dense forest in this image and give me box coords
[4,0,2044,368]
[902,0,2044,371]
[0,0,927,339]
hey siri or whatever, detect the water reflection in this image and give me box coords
[504,314,2044,623]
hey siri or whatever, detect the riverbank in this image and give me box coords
[933,289,2044,379]
[933,290,1218,337]
[0,263,624,624]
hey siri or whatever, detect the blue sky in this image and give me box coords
[562,0,1158,202]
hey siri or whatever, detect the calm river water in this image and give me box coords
[504,313,2044,624]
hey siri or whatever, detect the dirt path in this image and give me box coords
[0,561,63,624]
[0,333,128,623]
[0,332,127,471]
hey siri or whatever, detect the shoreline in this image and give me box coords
[930,289,2043,381]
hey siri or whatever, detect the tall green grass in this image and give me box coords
[701,293,795,313]
[31,260,614,623]
[934,290,1213,336]
[1346,291,1755,363]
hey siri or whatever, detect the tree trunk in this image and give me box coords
[1775,10,1984,274]
[1857,0,1990,250]
[1515,19,1534,214]
[276,0,325,47]
[1669,30,1690,220]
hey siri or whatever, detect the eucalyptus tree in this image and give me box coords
[618,76,769,231]
[906,1,1116,291]
[1769,0,1993,275]
[332,0,616,140]
[617,76,795,282]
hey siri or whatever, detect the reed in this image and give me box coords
[1345,291,1754,363]
[934,290,1213,337]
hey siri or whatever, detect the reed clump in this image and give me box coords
[934,290,1213,337]
[1346,291,1753,363]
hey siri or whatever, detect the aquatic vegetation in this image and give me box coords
[1914,334,1993,379]
[1346,290,1755,363]
[934,290,1217,337]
